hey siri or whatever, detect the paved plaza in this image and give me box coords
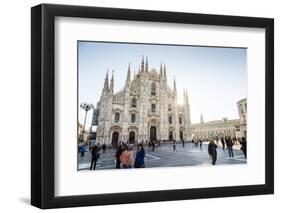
[78,142,246,171]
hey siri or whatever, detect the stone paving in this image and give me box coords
[78,142,246,171]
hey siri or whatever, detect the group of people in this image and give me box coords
[88,142,146,170]
[115,143,146,169]
[191,139,203,149]
[207,137,247,165]
[220,136,247,158]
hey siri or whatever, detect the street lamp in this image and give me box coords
[222,117,228,137]
[80,102,94,143]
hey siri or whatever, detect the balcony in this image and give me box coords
[148,111,159,117]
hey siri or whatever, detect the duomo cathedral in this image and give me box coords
[95,56,192,147]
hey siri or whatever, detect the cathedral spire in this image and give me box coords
[109,70,114,93]
[173,76,177,93]
[126,62,131,83]
[141,55,145,72]
[145,56,148,72]
[102,69,109,92]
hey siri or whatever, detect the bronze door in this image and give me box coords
[150,127,156,142]
[111,132,119,148]
[129,131,135,143]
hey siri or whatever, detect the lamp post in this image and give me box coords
[222,117,228,137]
[80,102,94,143]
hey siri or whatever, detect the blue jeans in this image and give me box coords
[228,147,234,157]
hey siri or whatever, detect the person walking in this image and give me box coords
[191,139,195,148]
[226,137,234,158]
[134,143,145,168]
[115,143,124,169]
[90,145,100,170]
[240,137,247,158]
[208,140,218,165]
[195,140,199,148]
[152,140,155,151]
[221,137,225,151]
[173,140,177,152]
[120,145,134,168]
[182,139,185,148]
[199,139,203,150]
[101,143,106,154]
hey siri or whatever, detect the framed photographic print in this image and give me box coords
[31,4,274,209]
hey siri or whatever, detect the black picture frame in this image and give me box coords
[31,3,274,209]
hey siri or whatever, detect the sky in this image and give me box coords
[78,41,247,129]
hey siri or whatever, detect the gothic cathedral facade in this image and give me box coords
[95,56,192,147]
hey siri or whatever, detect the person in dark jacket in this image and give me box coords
[191,138,195,148]
[208,140,218,165]
[221,137,225,151]
[134,143,145,168]
[152,140,156,151]
[226,137,234,158]
[173,140,177,152]
[199,139,203,150]
[90,145,100,170]
[240,137,247,158]
[115,143,124,169]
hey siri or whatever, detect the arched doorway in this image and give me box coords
[180,131,183,141]
[129,131,135,143]
[169,131,173,141]
[111,131,119,148]
[150,126,156,142]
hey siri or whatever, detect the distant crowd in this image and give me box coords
[203,136,247,165]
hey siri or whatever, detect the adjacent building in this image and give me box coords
[191,117,241,140]
[237,98,247,138]
[191,98,247,140]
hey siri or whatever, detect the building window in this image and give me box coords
[131,114,136,123]
[168,104,172,111]
[169,116,172,124]
[131,98,137,108]
[114,113,120,123]
[151,104,156,112]
[151,82,156,96]
[179,117,182,124]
